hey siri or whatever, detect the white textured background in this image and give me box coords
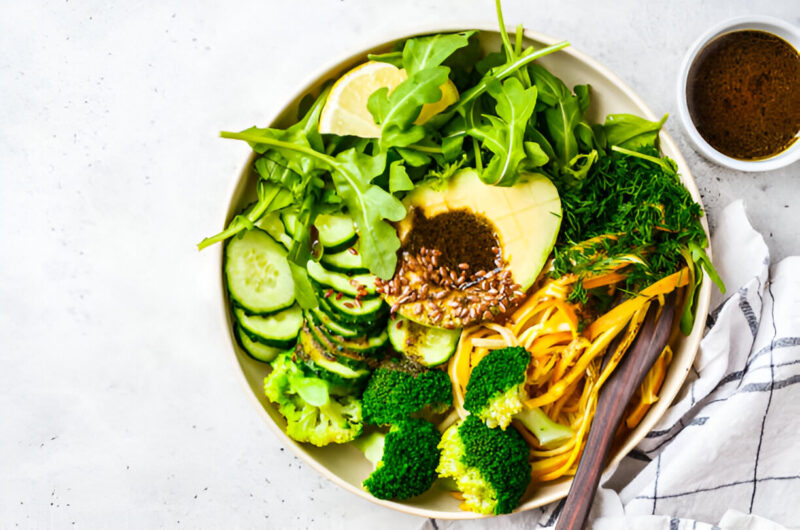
[1,1,797,528]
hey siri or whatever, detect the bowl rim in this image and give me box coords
[675,15,800,172]
[215,23,713,519]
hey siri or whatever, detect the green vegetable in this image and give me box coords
[552,146,724,304]
[198,86,330,251]
[604,113,667,150]
[264,352,363,446]
[355,418,442,500]
[437,415,531,515]
[466,77,537,186]
[464,346,573,447]
[219,132,405,280]
[361,359,452,425]
[368,31,473,149]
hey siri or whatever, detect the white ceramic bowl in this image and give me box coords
[676,16,800,172]
[218,25,712,519]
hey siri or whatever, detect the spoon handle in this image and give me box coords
[555,295,676,530]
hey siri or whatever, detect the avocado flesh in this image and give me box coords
[388,169,561,327]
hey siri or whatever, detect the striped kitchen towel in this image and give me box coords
[422,200,799,530]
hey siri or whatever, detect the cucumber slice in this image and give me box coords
[281,211,357,252]
[307,307,366,338]
[306,260,377,297]
[297,326,370,393]
[234,305,303,348]
[318,324,389,358]
[235,325,282,362]
[255,211,292,249]
[315,213,357,252]
[320,243,368,274]
[305,320,374,370]
[225,229,294,314]
[317,290,388,325]
[388,315,461,367]
[280,211,299,238]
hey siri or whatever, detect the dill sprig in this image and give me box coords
[552,147,708,297]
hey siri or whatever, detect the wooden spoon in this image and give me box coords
[555,294,677,530]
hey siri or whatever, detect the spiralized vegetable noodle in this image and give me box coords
[448,263,689,481]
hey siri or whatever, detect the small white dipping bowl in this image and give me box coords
[676,16,800,172]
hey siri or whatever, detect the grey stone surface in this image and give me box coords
[1,1,796,528]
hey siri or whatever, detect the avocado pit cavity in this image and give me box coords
[376,209,523,329]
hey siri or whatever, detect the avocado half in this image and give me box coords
[381,169,562,328]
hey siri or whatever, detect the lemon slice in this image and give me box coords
[318,60,459,138]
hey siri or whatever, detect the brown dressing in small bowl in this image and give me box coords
[686,30,800,160]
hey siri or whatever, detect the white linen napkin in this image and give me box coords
[422,200,800,530]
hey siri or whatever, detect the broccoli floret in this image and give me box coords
[355,418,441,500]
[437,415,531,515]
[464,346,573,448]
[264,352,363,447]
[361,359,452,424]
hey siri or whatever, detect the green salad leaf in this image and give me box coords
[368,66,451,148]
[402,31,475,76]
[604,113,667,150]
[467,77,537,186]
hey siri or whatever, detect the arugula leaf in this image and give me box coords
[220,130,405,279]
[367,51,403,68]
[527,127,556,161]
[523,141,549,168]
[442,32,483,91]
[395,147,431,167]
[441,114,467,162]
[457,41,569,112]
[467,77,537,186]
[389,159,414,193]
[198,90,333,251]
[610,145,676,174]
[574,84,591,114]
[475,51,506,76]
[367,66,450,148]
[285,191,320,309]
[604,113,667,150]
[543,94,582,167]
[364,32,474,149]
[493,0,532,88]
[329,148,406,278]
[529,65,597,172]
[402,31,475,76]
[529,63,569,107]
[563,150,598,181]
[240,87,330,176]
